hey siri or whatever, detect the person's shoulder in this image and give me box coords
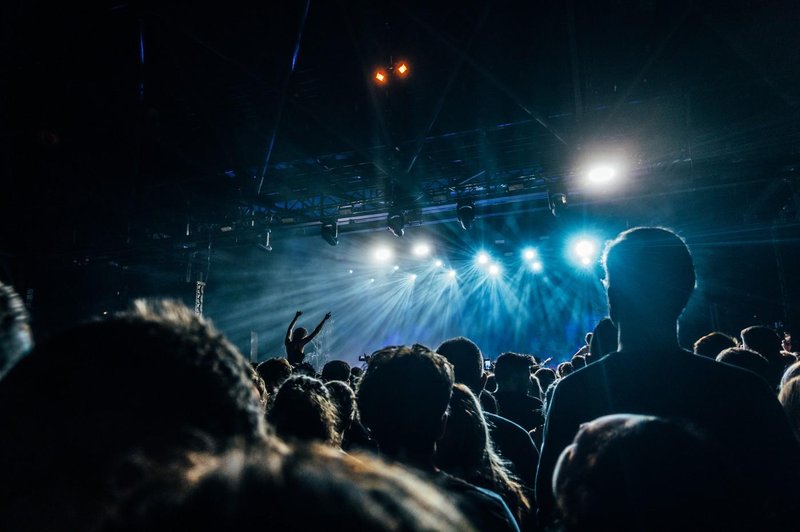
[437,473,519,531]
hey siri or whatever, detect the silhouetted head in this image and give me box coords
[321,359,351,383]
[494,352,533,393]
[357,344,454,455]
[716,348,770,383]
[781,361,800,388]
[436,336,484,393]
[0,300,265,531]
[554,414,739,531]
[101,445,474,532]
[693,332,738,359]
[291,327,308,342]
[603,227,695,326]
[779,377,800,441]
[256,357,292,391]
[267,375,338,446]
[0,281,32,380]
[534,367,557,392]
[741,326,782,361]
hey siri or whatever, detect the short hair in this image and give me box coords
[603,227,696,321]
[256,358,292,391]
[494,352,532,387]
[267,375,337,445]
[556,361,574,379]
[436,336,484,392]
[357,344,454,451]
[101,445,473,532]
[741,326,782,359]
[534,367,557,391]
[716,348,770,382]
[321,359,351,383]
[694,332,738,359]
[554,414,740,531]
[0,281,32,379]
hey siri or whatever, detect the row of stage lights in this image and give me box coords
[364,237,600,281]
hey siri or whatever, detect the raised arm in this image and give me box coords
[303,312,331,345]
[286,311,302,344]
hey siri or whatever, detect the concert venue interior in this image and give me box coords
[1,0,798,365]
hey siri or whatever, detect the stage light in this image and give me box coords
[413,242,431,257]
[434,259,443,268]
[375,70,387,84]
[320,219,338,246]
[531,260,543,273]
[349,269,353,274]
[476,252,490,265]
[457,199,475,230]
[387,208,405,237]
[587,165,616,184]
[522,248,537,261]
[488,264,501,276]
[447,269,457,278]
[580,257,592,266]
[393,265,400,271]
[396,62,409,76]
[374,247,393,262]
[574,239,597,258]
[369,278,375,283]
[409,273,417,280]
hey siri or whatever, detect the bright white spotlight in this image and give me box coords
[447,269,457,279]
[531,261,543,273]
[369,278,375,283]
[374,247,392,262]
[488,264,501,276]
[476,252,490,265]
[580,256,592,266]
[522,248,537,261]
[393,265,400,271]
[412,243,431,257]
[349,269,353,274]
[409,273,417,281]
[574,239,597,258]
[434,259,444,268]
[587,165,616,184]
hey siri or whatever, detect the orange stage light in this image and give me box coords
[374,70,387,83]
[397,62,409,76]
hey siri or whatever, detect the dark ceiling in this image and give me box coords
[1,0,799,265]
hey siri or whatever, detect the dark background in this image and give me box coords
[1,0,798,363]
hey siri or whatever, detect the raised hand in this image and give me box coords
[324,312,332,320]
[295,310,303,318]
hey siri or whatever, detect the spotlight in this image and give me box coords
[374,70,388,84]
[393,265,400,271]
[387,208,405,237]
[587,165,616,184]
[374,247,393,262]
[320,219,338,246]
[369,278,375,283]
[412,243,431,257]
[531,261,543,273]
[574,239,597,258]
[522,248,537,261]
[434,259,444,268]
[447,269,457,278]
[349,270,353,274]
[409,273,417,281]
[457,199,475,230]
[488,264,501,276]
[580,257,592,266]
[476,252,490,265]
[396,62,409,76]
[548,189,568,217]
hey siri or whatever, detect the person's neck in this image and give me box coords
[378,443,437,472]
[617,318,681,354]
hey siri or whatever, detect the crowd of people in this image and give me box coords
[1,226,799,531]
